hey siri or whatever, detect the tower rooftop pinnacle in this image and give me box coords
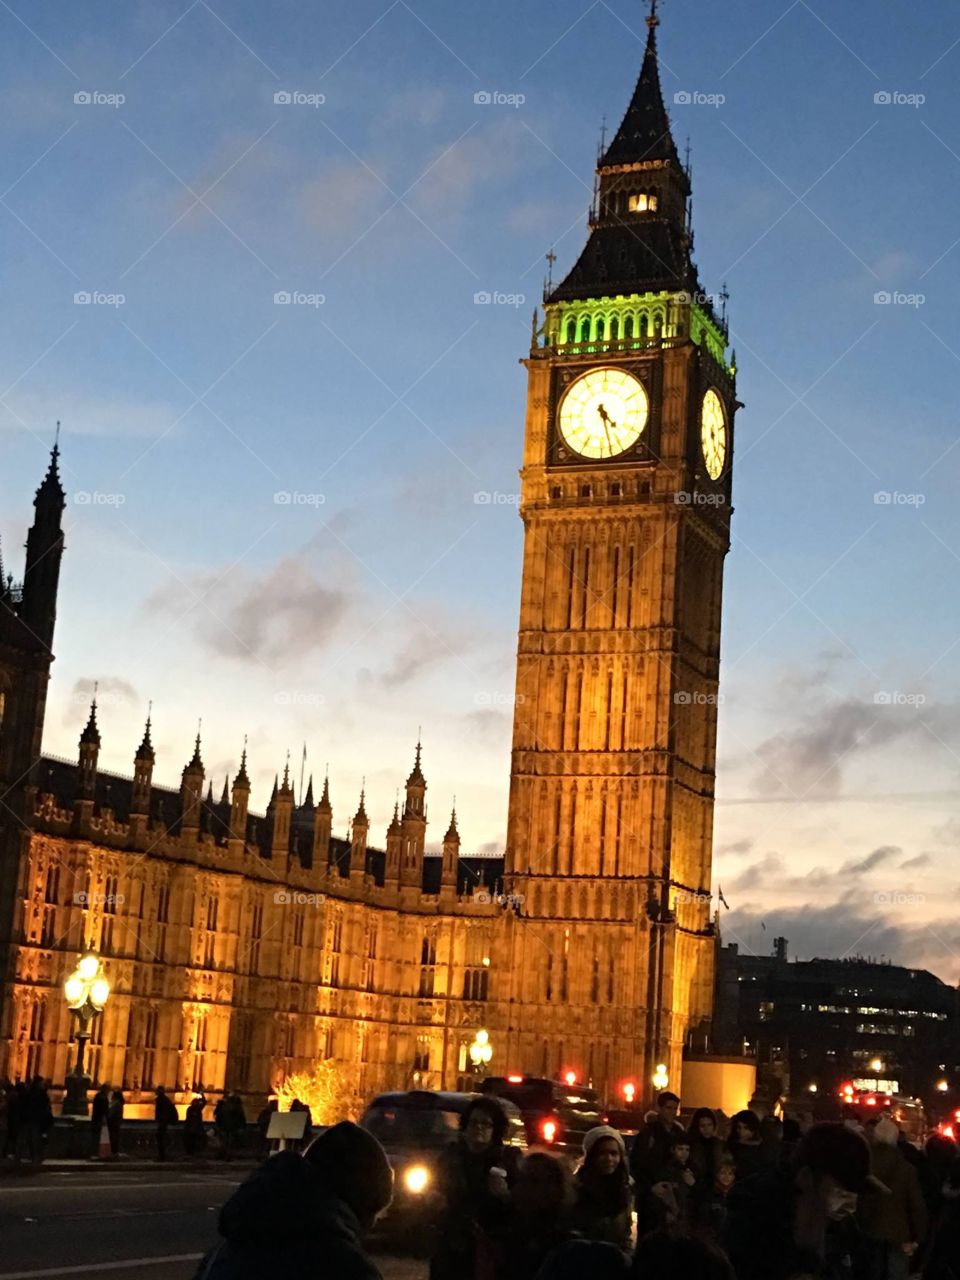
[80,691,100,747]
[136,708,155,762]
[600,5,678,170]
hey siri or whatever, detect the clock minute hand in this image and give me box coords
[597,402,616,455]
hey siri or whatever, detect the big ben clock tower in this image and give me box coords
[494,5,737,1098]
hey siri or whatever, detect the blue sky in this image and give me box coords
[3,0,960,978]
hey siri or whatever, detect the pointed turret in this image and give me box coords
[179,726,205,835]
[350,784,369,876]
[229,743,251,846]
[270,758,293,857]
[21,437,66,651]
[313,769,332,866]
[385,799,402,881]
[220,776,230,806]
[547,4,704,314]
[301,776,315,811]
[78,692,100,801]
[441,802,460,892]
[131,709,155,818]
[401,742,427,890]
[600,7,679,169]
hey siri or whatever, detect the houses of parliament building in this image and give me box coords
[0,9,736,1112]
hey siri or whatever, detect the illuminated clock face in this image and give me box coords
[701,389,727,480]
[558,368,649,459]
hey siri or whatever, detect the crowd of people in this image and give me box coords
[195,1090,960,1280]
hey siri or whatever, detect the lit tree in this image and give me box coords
[275,1059,362,1126]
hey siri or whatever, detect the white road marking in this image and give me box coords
[0,1179,238,1194]
[0,1255,203,1278]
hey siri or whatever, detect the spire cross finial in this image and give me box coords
[648,0,660,29]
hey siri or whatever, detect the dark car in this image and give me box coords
[479,1075,603,1158]
[360,1089,527,1250]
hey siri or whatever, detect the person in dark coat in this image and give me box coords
[2,1081,23,1161]
[488,1152,579,1280]
[91,1082,110,1156]
[429,1095,522,1280]
[20,1077,52,1167]
[107,1089,124,1157]
[571,1125,633,1252]
[923,1141,960,1280]
[728,1110,770,1180]
[630,1092,684,1192]
[724,1122,875,1280]
[632,1230,737,1280]
[857,1116,926,1280]
[536,1238,630,1279]
[184,1094,208,1157]
[255,1097,277,1159]
[155,1086,178,1162]
[687,1108,728,1188]
[694,1158,737,1244]
[195,1120,392,1280]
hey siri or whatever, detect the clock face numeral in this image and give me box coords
[701,388,727,480]
[558,368,648,459]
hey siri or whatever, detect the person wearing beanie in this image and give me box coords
[858,1116,927,1280]
[724,1122,880,1280]
[571,1126,633,1252]
[193,1119,393,1280]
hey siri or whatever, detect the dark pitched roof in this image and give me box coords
[548,219,695,303]
[601,24,679,169]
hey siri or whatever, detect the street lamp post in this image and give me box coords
[62,954,110,1116]
[468,1029,493,1082]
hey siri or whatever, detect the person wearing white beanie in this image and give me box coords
[570,1125,633,1253]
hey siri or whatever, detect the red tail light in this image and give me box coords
[540,1117,558,1143]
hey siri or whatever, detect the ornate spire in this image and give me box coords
[301,775,315,809]
[354,783,368,825]
[35,430,65,508]
[600,4,677,169]
[444,802,459,843]
[136,705,155,762]
[80,687,100,747]
[318,768,331,813]
[387,799,401,835]
[268,774,279,806]
[234,739,250,789]
[279,752,293,796]
[220,775,230,805]
[406,737,425,786]
[187,721,203,771]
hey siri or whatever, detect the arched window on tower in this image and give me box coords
[623,316,634,340]
[595,318,605,341]
[609,317,619,341]
[565,318,576,345]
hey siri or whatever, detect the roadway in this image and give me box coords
[0,1169,425,1279]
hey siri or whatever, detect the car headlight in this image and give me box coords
[403,1164,431,1194]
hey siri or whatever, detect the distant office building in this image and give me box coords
[714,938,960,1102]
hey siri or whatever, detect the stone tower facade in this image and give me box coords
[491,11,738,1098]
